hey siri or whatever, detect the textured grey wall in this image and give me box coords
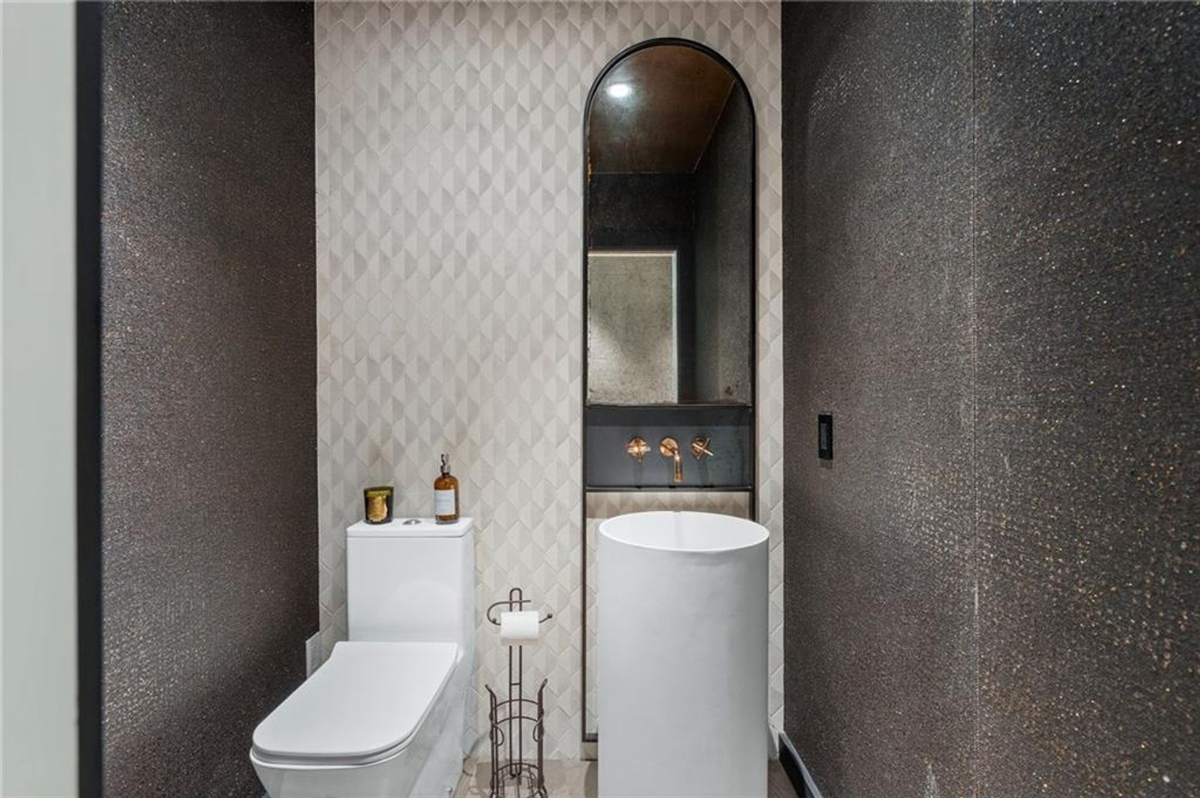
[974,4,1198,795]
[694,88,754,404]
[783,3,1198,797]
[782,5,975,796]
[588,252,678,404]
[100,3,316,796]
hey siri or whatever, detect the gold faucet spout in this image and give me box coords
[660,437,682,483]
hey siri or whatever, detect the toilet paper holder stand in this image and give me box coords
[484,587,554,628]
[484,587,553,798]
[482,585,552,796]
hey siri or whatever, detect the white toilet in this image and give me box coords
[250,517,475,798]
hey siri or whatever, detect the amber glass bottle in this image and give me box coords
[434,453,459,524]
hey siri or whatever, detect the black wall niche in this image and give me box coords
[782,3,1198,797]
[584,87,756,490]
[99,3,316,796]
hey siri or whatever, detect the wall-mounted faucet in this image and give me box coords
[625,434,712,482]
[660,437,683,483]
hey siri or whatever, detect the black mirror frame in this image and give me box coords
[579,37,758,748]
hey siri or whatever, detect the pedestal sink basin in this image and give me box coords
[598,511,769,797]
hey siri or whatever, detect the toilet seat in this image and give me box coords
[251,641,458,767]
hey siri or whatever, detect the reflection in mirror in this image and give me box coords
[586,43,753,406]
[587,252,677,404]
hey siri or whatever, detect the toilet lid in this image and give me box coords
[251,641,458,765]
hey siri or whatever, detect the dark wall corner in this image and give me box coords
[99,3,317,795]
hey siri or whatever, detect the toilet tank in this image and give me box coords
[346,517,475,651]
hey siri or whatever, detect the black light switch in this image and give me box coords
[818,414,833,460]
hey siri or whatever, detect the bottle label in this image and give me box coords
[434,489,456,517]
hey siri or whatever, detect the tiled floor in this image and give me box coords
[452,759,799,798]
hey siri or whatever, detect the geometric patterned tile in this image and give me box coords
[316,1,782,757]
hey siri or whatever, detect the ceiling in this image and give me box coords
[588,45,737,175]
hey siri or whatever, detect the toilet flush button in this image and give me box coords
[402,518,422,525]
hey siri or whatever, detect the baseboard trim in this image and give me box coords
[778,732,824,798]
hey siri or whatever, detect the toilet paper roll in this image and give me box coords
[499,610,541,645]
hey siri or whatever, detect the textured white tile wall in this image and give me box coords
[315,1,782,757]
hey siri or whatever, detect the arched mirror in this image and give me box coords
[581,39,756,749]
[585,40,755,407]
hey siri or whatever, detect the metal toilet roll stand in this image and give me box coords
[484,587,553,798]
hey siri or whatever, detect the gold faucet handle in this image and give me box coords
[660,436,683,483]
[626,436,650,463]
[690,436,714,460]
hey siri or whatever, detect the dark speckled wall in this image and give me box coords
[783,3,1197,797]
[782,5,976,796]
[100,3,316,796]
[974,4,1198,795]
[694,89,754,404]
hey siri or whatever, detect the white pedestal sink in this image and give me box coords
[597,511,769,798]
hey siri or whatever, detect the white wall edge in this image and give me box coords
[1,2,79,795]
